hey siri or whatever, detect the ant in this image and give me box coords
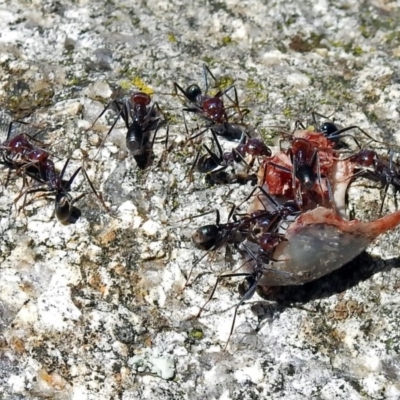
[189,205,249,272]
[191,207,280,252]
[190,186,302,349]
[0,121,59,189]
[267,137,329,209]
[0,121,108,224]
[192,215,293,349]
[186,199,280,286]
[89,91,167,169]
[14,157,107,224]
[349,149,400,215]
[174,64,250,141]
[190,129,270,184]
[306,111,386,151]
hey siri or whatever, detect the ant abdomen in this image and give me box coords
[245,138,272,157]
[55,194,73,223]
[350,149,376,167]
[295,164,315,190]
[126,123,145,155]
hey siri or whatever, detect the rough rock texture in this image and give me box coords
[1,0,400,399]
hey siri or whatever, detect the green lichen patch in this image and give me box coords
[189,328,204,340]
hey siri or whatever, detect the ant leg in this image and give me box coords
[209,129,224,160]
[293,119,307,131]
[199,144,224,173]
[80,167,111,213]
[181,109,208,141]
[203,64,219,94]
[224,273,260,351]
[379,184,389,217]
[194,270,253,318]
[310,110,337,128]
[222,86,249,123]
[14,185,48,216]
[151,101,169,147]
[4,120,32,141]
[311,149,329,207]
[173,82,193,103]
[156,124,170,167]
[188,125,211,141]
[89,101,127,161]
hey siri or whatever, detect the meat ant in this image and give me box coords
[186,205,246,286]
[190,129,269,185]
[13,157,108,224]
[267,137,330,209]
[0,121,108,223]
[349,149,400,215]
[185,196,282,287]
[191,195,297,349]
[307,111,387,151]
[89,91,167,169]
[173,64,250,141]
[0,120,60,190]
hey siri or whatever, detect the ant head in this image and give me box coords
[192,225,220,251]
[185,84,202,103]
[319,122,339,136]
[319,122,342,144]
[131,92,151,106]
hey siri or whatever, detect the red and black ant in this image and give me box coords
[349,149,400,215]
[307,111,385,151]
[13,157,108,224]
[90,91,167,169]
[190,129,270,185]
[267,137,330,209]
[1,121,107,224]
[0,121,57,188]
[191,191,297,348]
[174,64,250,141]
[191,186,302,349]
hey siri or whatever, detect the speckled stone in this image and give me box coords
[1,0,400,399]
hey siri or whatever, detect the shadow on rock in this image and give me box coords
[256,251,400,304]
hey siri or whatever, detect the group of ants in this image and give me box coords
[1,65,400,347]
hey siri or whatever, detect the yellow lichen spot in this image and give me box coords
[246,77,260,89]
[67,77,80,86]
[306,125,315,132]
[352,46,363,56]
[222,36,232,45]
[217,75,234,90]
[119,80,132,90]
[168,33,177,42]
[189,328,204,340]
[283,107,292,118]
[132,76,154,95]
